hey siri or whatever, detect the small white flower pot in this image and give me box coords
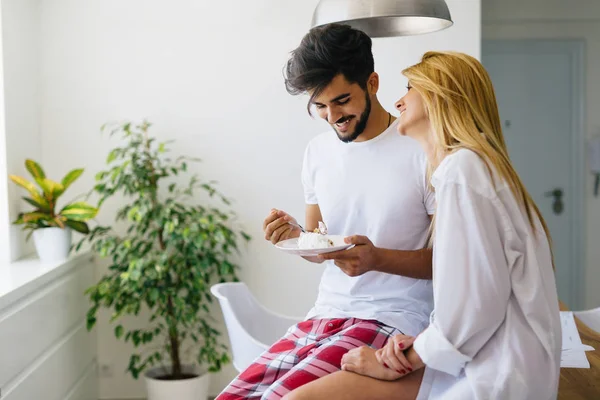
[144,365,210,400]
[32,227,72,264]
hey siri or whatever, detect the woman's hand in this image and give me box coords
[341,346,403,381]
[376,334,423,375]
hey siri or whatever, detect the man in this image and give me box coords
[217,23,434,400]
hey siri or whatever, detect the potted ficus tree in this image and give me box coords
[9,160,98,263]
[79,121,250,400]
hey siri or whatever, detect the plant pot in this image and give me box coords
[144,365,210,400]
[32,227,72,264]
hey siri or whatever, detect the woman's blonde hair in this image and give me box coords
[402,51,552,248]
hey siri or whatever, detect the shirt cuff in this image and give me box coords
[413,324,472,377]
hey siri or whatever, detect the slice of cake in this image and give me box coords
[297,221,333,249]
[298,232,334,249]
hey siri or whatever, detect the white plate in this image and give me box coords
[275,235,354,256]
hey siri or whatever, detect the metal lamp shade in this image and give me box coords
[311,0,454,37]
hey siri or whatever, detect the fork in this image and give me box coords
[287,221,306,233]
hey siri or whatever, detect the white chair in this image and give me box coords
[211,282,303,372]
[574,307,600,333]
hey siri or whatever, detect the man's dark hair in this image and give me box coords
[284,23,374,114]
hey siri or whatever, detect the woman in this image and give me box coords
[283,51,561,400]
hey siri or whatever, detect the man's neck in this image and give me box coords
[354,103,391,142]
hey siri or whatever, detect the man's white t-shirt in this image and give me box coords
[301,120,435,336]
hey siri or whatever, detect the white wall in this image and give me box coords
[483,0,600,310]
[1,0,42,261]
[0,2,10,264]
[36,0,481,398]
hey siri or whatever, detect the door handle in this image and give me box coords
[545,188,564,215]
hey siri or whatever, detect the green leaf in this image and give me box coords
[107,149,119,164]
[128,354,141,379]
[132,330,141,346]
[86,316,97,331]
[149,289,159,303]
[61,168,84,190]
[33,178,51,194]
[142,332,153,344]
[9,175,45,204]
[115,325,124,339]
[95,171,107,181]
[35,178,65,199]
[25,159,46,180]
[60,202,98,221]
[22,196,51,212]
[20,212,52,223]
[130,269,141,282]
[65,219,90,234]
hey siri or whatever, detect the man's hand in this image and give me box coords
[318,235,379,277]
[263,209,301,244]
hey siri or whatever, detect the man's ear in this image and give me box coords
[367,72,379,95]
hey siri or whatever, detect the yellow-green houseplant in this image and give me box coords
[9,160,98,263]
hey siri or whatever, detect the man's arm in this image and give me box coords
[304,204,322,232]
[373,247,432,280]
[319,215,433,279]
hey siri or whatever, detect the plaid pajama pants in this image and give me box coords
[216,318,400,400]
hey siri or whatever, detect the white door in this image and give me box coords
[482,40,585,308]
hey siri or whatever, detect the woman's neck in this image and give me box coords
[417,131,445,168]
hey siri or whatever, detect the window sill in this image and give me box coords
[0,250,94,311]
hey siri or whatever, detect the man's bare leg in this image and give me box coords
[281,369,424,400]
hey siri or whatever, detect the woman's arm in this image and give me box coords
[412,182,512,377]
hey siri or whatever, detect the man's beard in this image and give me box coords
[332,94,372,143]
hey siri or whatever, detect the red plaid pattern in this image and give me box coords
[216,318,400,400]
